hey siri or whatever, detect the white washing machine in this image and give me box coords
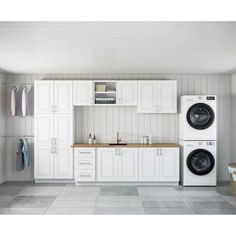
[179,95,217,140]
[180,140,217,186]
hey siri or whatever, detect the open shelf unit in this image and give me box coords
[94,81,116,104]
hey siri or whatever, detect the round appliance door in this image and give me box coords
[187,103,215,130]
[187,149,215,176]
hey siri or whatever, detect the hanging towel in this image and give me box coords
[11,87,17,116]
[16,139,24,171]
[22,87,28,116]
[22,139,29,168]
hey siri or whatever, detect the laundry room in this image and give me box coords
[1,1,236,235]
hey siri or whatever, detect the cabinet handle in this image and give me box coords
[79,151,92,154]
[80,174,91,177]
[160,149,162,156]
[79,162,91,165]
[119,149,121,156]
[90,97,93,104]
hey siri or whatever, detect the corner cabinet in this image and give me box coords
[34,80,73,180]
[97,148,138,181]
[139,148,179,182]
[137,80,177,113]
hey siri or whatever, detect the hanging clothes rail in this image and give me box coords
[1,136,34,138]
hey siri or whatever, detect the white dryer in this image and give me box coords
[179,95,216,140]
[180,140,217,186]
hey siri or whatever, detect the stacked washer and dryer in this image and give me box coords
[179,96,217,186]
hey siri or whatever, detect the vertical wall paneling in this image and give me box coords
[2,74,232,181]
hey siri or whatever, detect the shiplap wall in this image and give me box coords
[0,73,6,183]
[3,74,232,181]
[231,73,236,163]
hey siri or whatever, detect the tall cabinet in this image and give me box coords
[34,80,73,180]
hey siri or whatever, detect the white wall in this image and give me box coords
[0,73,6,184]
[2,74,233,182]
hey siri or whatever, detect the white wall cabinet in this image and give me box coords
[34,80,73,180]
[34,81,54,114]
[73,81,93,106]
[137,80,177,113]
[139,148,179,182]
[97,148,138,182]
[117,81,137,106]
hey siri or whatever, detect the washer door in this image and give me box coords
[187,103,215,130]
[187,149,215,176]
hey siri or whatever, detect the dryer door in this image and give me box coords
[187,103,215,130]
[187,149,215,176]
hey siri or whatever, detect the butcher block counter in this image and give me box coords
[71,143,180,148]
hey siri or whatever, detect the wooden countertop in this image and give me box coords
[71,143,180,148]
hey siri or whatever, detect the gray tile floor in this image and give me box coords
[0,182,236,214]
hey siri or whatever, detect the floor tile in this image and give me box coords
[4,196,56,208]
[0,195,14,207]
[187,200,236,209]
[97,196,142,208]
[50,199,97,208]
[45,207,94,215]
[56,193,98,201]
[216,185,231,196]
[100,186,138,196]
[138,187,180,196]
[142,201,188,208]
[0,208,46,215]
[221,195,236,206]
[18,186,64,196]
[191,207,236,214]
[144,207,192,215]
[95,207,144,215]
[0,186,27,196]
[183,196,225,202]
[179,190,220,197]
[62,186,100,194]
[140,195,184,202]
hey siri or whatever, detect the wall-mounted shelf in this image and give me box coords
[94,81,116,105]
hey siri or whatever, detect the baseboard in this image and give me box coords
[0,175,6,184]
[75,182,179,186]
[35,179,75,184]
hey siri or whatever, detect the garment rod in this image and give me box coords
[1,135,34,138]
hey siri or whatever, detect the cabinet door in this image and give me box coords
[54,81,73,113]
[156,81,177,113]
[139,148,158,181]
[159,148,179,182]
[34,80,54,114]
[97,148,117,181]
[137,81,156,113]
[54,114,73,179]
[34,145,54,179]
[117,81,137,106]
[118,148,138,181]
[34,114,54,145]
[54,114,73,146]
[73,81,93,105]
[54,147,73,179]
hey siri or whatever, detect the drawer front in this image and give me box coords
[75,148,95,157]
[75,170,95,182]
[76,157,95,170]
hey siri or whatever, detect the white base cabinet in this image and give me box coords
[139,148,179,182]
[97,148,138,182]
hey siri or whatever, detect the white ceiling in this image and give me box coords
[0,22,236,74]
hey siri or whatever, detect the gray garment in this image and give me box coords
[16,139,24,171]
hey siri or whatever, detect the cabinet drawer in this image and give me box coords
[75,148,95,157]
[75,170,95,182]
[75,157,95,170]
